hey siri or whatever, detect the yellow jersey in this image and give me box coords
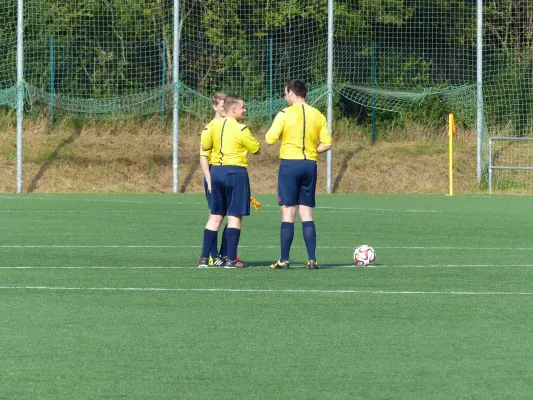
[265,103,332,161]
[201,117,260,168]
[199,118,218,162]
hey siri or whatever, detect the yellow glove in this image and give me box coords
[250,196,261,210]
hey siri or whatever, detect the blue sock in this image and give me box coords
[226,228,241,261]
[302,221,317,261]
[219,224,228,257]
[201,229,218,259]
[209,234,218,259]
[280,222,294,262]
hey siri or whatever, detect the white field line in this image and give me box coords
[0,209,434,214]
[1,264,533,269]
[0,196,183,205]
[257,204,444,213]
[2,244,533,251]
[0,209,270,214]
[0,204,442,214]
[0,196,48,200]
[0,285,532,296]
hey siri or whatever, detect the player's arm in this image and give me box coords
[241,127,261,155]
[200,125,214,190]
[200,125,213,152]
[317,114,332,154]
[199,153,211,191]
[265,111,286,145]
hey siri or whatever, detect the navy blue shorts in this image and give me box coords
[204,165,212,209]
[203,177,211,209]
[278,160,317,207]
[210,166,251,217]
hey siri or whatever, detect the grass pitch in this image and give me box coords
[1,193,533,399]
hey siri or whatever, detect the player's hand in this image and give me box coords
[250,196,261,210]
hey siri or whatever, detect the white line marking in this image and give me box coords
[0,206,441,214]
[1,245,532,251]
[0,210,210,213]
[0,285,532,296]
[265,204,443,213]
[1,264,533,270]
[0,196,48,200]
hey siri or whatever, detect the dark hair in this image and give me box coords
[212,92,227,106]
[286,79,307,98]
[224,95,243,113]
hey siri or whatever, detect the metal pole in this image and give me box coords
[488,138,492,194]
[476,0,483,182]
[161,38,166,123]
[50,36,54,126]
[16,0,24,193]
[371,40,376,144]
[326,0,334,194]
[269,38,273,125]
[172,0,180,193]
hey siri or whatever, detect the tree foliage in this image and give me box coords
[0,0,529,128]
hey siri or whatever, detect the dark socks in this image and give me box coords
[225,228,241,261]
[280,222,294,262]
[302,221,317,261]
[209,233,219,259]
[201,229,218,259]
[218,224,228,257]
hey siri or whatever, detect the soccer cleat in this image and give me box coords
[269,260,290,270]
[307,260,319,269]
[208,256,214,266]
[196,257,209,268]
[212,256,226,267]
[224,258,249,268]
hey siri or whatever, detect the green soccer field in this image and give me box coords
[2,193,533,399]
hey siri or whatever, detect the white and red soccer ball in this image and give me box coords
[353,245,376,267]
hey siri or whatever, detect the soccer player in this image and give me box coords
[200,93,227,267]
[197,95,261,268]
[265,79,332,269]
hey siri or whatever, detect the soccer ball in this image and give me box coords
[353,245,376,267]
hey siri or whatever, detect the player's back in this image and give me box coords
[202,118,259,167]
[273,103,329,161]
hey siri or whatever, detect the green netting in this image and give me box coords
[0,0,17,108]
[22,0,174,117]
[0,0,532,182]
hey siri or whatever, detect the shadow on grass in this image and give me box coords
[246,262,370,269]
[332,149,360,193]
[179,158,199,193]
[28,125,81,193]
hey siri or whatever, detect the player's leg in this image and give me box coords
[298,161,318,269]
[280,205,296,262]
[198,214,223,267]
[271,160,299,269]
[225,215,242,265]
[198,167,227,267]
[218,223,228,257]
[224,167,250,268]
[204,176,220,263]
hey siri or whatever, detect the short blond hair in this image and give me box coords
[223,95,243,113]
[212,92,227,106]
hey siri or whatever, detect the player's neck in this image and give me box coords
[290,98,306,105]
